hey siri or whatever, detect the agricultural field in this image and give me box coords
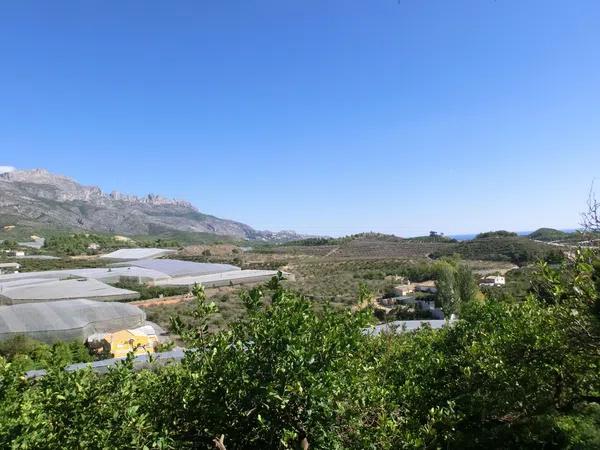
[172,233,557,307]
[254,233,455,259]
[142,285,251,334]
[431,235,562,266]
[1,232,559,340]
[138,234,533,338]
[8,257,107,272]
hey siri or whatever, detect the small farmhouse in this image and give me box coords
[88,325,159,358]
[479,275,506,287]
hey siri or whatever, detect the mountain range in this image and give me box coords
[0,168,302,241]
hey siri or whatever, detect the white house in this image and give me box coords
[0,262,20,274]
[479,275,506,287]
[393,283,414,296]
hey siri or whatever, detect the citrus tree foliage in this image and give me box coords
[0,336,93,371]
[0,357,173,449]
[532,249,600,359]
[163,277,396,449]
[1,258,599,448]
[382,298,597,448]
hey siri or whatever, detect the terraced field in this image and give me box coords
[144,233,560,335]
[328,239,454,259]
[261,238,454,260]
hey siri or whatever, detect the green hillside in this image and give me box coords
[432,235,562,265]
[527,228,570,241]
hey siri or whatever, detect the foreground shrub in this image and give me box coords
[0,255,599,449]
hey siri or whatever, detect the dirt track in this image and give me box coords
[130,295,192,308]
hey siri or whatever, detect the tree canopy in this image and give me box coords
[1,253,599,449]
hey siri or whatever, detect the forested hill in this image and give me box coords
[431,231,563,265]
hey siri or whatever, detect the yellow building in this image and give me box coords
[88,325,158,358]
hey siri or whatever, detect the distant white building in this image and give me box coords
[0,262,20,274]
[393,283,414,296]
[377,295,445,319]
[479,275,505,287]
[414,281,438,294]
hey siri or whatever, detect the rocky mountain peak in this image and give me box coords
[1,168,195,209]
[1,168,72,184]
[0,167,304,241]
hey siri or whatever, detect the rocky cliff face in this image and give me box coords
[0,169,298,241]
[1,169,194,208]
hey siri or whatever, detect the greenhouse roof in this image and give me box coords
[0,299,144,334]
[99,248,176,261]
[156,269,279,287]
[110,259,240,277]
[0,278,139,303]
[0,266,169,284]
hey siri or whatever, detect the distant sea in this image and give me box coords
[450,229,577,242]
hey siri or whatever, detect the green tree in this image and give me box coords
[435,261,457,315]
[454,264,478,308]
[164,275,393,449]
[0,239,18,250]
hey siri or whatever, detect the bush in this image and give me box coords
[0,336,93,371]
[112,280,190,300]
[0,254,598,448]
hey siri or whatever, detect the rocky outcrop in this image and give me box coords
[0,168,301,241]
[0,169,193,208]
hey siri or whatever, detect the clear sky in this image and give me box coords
[1,1,599,236]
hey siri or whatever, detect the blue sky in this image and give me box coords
[1,1,599,236]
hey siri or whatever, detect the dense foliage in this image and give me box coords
[14,257,107,272]
[43,233,180,256]
[1,252,599,449]
[43,233,128,255]
[434,260,480,315]
[0,239,19,250]
[0,336,93,371]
